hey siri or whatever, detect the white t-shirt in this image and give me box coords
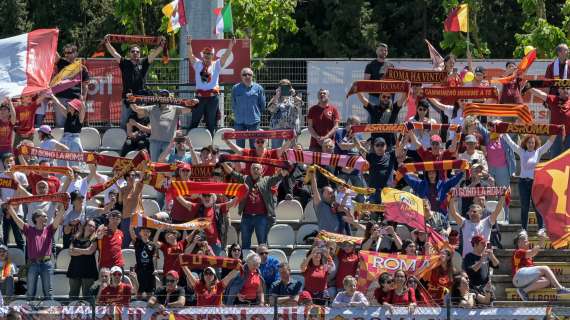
[461,216,493,257]
[0,172,28,217]
[459,150,488,171]
[193,59,222,91]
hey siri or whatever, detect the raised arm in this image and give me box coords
[148,37,166,64]
[6,98,16,125]
[158,140,176,163]
[78,100,86,123]
[50,94,67,115]
[51,203,66,230]
[104,36,122,62]
[502,133,523,155]
[529,88,547,102]
[220,38,236,67]
[489,195,506,225]
[447,196,465,226]
[310,171,321,205]
[186,36,198,65]
[221,269,240,287]
[223,136,243,153]
[6,205,25,230]
[356,92,370,106]
[538,135,557,156]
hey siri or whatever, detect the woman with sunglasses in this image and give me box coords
[183,266,240,307]
[223,135,291,176]
[356,92,407,148]
[67,219,99,299]
[371,272,394,306]
[300,245,336,305]
[268,79,303,148]
[221,243,243,278]
[405,99,438,162]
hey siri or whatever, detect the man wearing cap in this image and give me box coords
[187,36,235,135]
[257,244,281,291]
[97,266,134,306]
[408,130,458,162]
[307,89,340,152]
[463,235,499,292]
[96,210,125,269]
[1,153,28,251]
[356,92,406,149]
[460,135,488,172]
[6,201,65,299]
[148,270,186,309]
[104,35,167,128]
[158,131,199,165]
[470,66,490,88]
[270,262,302,306]
[224,135,291,176]
[231,67,266,148]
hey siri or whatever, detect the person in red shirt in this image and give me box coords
[372,272,394,306]
[300,245,336,306]
[224,136,291,176]
[14,93,48,142]
[96,211,124,269]
[408,130,458,162]
[0,98,16,157]
[307,89,340,151]
[388,269,417,313]
[184,266,239,306]
[26,160,62,195]
[154,228,191,284]
[499,62,525,104]
[97,266,133,306]
[512,232,570,301]
[335,242,359,290]
[528,87,570,158]
[425,249,454,304]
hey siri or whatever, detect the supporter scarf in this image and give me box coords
[553,58,568,79]
[143,173,171,193]
[395,159,469,182]
[11,165,73,177]
[87,150,149,199]
[305,165,375,195]
[349,124,406,134]
[354,202,385,212]
[7,193,70,210]
[449,186,509,198]
[0,260,12,281]
[149,163,216,179]
[492,49,537,84]
[0,178,18,190]
[222,129,295,140]
[218,154,292,170]
[316,230,363,245]
[526,79,570,88]
[18,145,97,163]
[346,80,410,97]
[126,95,198,108]
[406,121,461,132]
[130,213,210,231]
[179,254,242,270]
[286,149,369,172]
[385,68,447,84]
[491,122,566,136]
[421,86,498,99]
[169,181,249,201]
[463,103,533,124]
[150,162,179,173]
[92,34,169,64]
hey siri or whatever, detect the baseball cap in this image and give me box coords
[299,291,312,303]
[465,135,477,143]
[474,66,486,74]
[68,99,83,112]
[203,267,217,278]
[108,210,122,218]
[110,266,123,275]
[430,135,442,143]
[374,137,386,145]
[39,125,52,135]
[158,89,170,97]
[166,270,180,280]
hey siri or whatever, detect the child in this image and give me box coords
[154,228,192,286]
[129,224,158,298]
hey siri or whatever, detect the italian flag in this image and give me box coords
[214,2,234,35]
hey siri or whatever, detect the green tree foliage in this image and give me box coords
[0,0,33,37]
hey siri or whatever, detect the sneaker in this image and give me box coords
[518,229,528,237]
[517,288,529,301]
[557,287,570,295]
[537,228,547,238]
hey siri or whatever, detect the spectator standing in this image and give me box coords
[257,245,280,291]
[154,228,191,283]
[13,94,48,145]
[499,62,524,104]
[270,262,303,306]
[425,249,454,303]
[361,222,403,253]
[389,270,417,312]
[267,79,302,148]
[36,125,69,165]
[67,219,99,299]
[307,89,340,152]
[231,67,266,148]
[121,106,151,156]
[335,242,359,291]
[187,36,235,135]
[332,275,369,307]
[463,235,499,292]
[104,35,166,128]
[404,170,463,215]
[97,266,133,306]
[183,266,240,307]
[459,135,488,171]
[119,169,146,248]
[300,246,336,306]
[63,191,109,249]
[405,100,438,160]
[6,202,65,299]
[545,44,569,82]
[148,271,186,309]
[355,92,405,149]
[528,87,570,158]
[224,136,289,176]
[129,224,158,298]
[51,95,85,167]
[96,210,125,269]
[0,99,16,158]
[364,43,393,105]
[222,243,243,278]
[1,153,28,251]
[0,245,17,297]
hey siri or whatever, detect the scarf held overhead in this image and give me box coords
[130,213,210,231]
[395,159,469,182]
[179,254,241,270]
[463,103,534,124]
[491,122,565,136]
[222,129,295,140]
[354,202,385,212]
[406,121,461,132]
[0,178,18,190]
[169,181,249,201]
[421,86,498,99]
[93,34,168,64]
[346,80,410,97]
[526,79,570,88]
[286,149,369,172]
[7,193,70,210]
[305,165,376,195]
[385,68,447,84]
[218,154,292,170]
[18,145,97,163]
[11,165,73,177]
[126,95,198,108]
[317,230,363,245]
[449,186,510,197]
[350,124,406,134]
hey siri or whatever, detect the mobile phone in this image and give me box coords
[486,242,492,249]
[280,84,291,97]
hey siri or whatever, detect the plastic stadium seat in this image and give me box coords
[276,200,303,223]
[56,249,71,270]
[187,128,213,149]
[142,184,159,199]
[302,202,318,223]
[243,249,254,260]
[97,150,119,173]
[289,249,309,273]
[100,128,127,151]
[125,150,138,159]
[52,127,64,141]
[268,249,288,264]
[486,200,506,224]
[122,249,137,270]
[296,224,319,245]
[226,225,239,245]
[268,224,295,249]
[213,128,235,149]
[229,206,241,223]
[298,128,311,150]
[52,273,70,297]
[80,127,101,151]
[8,300,28,307]
[130,300,148,308]
[142,199,161,216]
[7,248,25,267]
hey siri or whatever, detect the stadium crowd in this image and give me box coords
[0,35,569,312]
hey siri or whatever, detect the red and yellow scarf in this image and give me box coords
[491,122,565,136]
[179,254,242,270]
[92,34,168,64]
[463,103,534,124]
[218,154,292,169]
[126,95,198,108]
[7,193,70,210]
[420,86,498,99]
[395,159,469,182]
[346,80,410,97]
[169,181,248,201]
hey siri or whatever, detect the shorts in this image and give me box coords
[136,269,156,294]
[513,267,542,288]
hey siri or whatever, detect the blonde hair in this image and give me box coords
[279,79,292,86]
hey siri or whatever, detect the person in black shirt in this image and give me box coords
[148,270,186,310]
[104,36,166,128]
[363,43,394,105]
[129,225,157,298]
[356,92,406,149]
[271,262,302,306]
[51,94,85,167]
[120,107,151,156]
[463,235,499,293]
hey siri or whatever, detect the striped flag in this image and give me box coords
[214,2,234,35]
[444,3,469,33]
[162,0,187,33]
[0,29,59,99]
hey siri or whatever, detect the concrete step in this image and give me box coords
[494,249,570,275]
[492,274,570,300]
[504,288,570,302]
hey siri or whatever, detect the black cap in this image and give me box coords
[475,66,485,74]
[70,191,84,202]
[374,137,386,145]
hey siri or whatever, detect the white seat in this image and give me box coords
[213,128,235,149]
[80,127,101,151]
[452,251,463,271]
[52,127,64,141]
[142,199,161,216]
[243,249,254,260]
[187,128,212,149]
[142,184,159,199]
[226,225,238,245]
[268,249,288,264]
[298,128,311,150]
[8,300,28,307]
[101,128,127,151]
[130,300,148,308]
[52,273,70,297]
[97,150,119,172]
[7,248,25,267]
[486,200,506,224]
[125,150,138,159]
[302,202,318,223]
[56,249,71,270]
[268,224,295,249]
[122,249,137,270]
[276,200,303,223]
[296,224,319,245]
[229,206,241,223]
[289,249,309,273]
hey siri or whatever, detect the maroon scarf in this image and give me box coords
[222,129,295,140]
[92,34,168,64]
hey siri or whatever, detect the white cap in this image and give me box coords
[110,266,123,275]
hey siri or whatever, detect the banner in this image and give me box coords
[491,122,565,136]
[381,188,430,231]
[188,39,251,84]
[356,250,440,292]
[532,148,570,249]
[526,79,570,88]
[169,181,249,201]
[222,129,296,140]
[385,68,447,83]
[85,59,123,124]
[421,86,498,99]
[346,80,410,97]
[0,177,18,190]
[449,186,510,197]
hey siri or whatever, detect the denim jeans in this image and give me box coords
[54,98,70,128]
[120,217,132,248]
[69,277,95,299]
[189,95,219,136]
[2,215,25,251]
[149,140,170,162]
[550,134,570,159]
[234,122,260,149]
[519,178,544,231]
[0,276,14,296]
[58,132,83,167]
[27,260,54,299]
[240,214,269,249]
[35,114,45,128]
[489,165,511,222]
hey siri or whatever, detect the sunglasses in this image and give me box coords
[374,143,385,147]
[259,252,269,255]
[382,280,394,284]
[203,52,213,56]
[113,272,122,276]
[64,51,75,55]
[242,73,253,77]
[418,108,427,112]
[381,95,390,100]
[255,140,265,144]
[166,279,177,283]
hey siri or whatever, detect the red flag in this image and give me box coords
[444,4,469,33]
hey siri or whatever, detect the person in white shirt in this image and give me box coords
[460,134,488,172]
